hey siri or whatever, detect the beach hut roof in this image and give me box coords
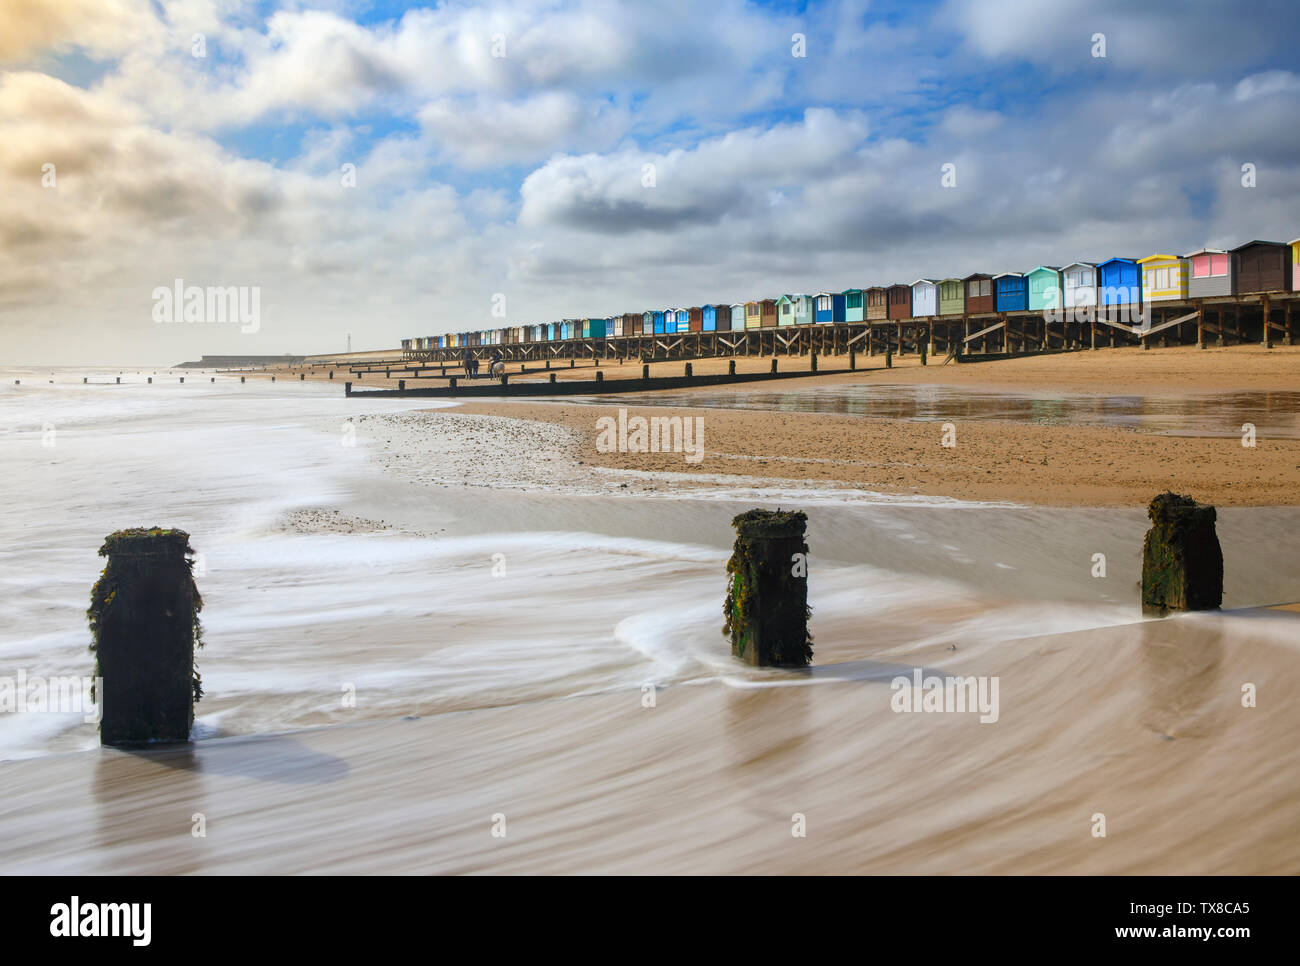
[1029,265,1061,273]
[962,272,991,281]
[1289,238,1300,246]
[1230,240,1286,251]
[840,287,865,294]
[993,271,1024,279]
[1137,254,1180,263]
[1098,256,1138,265]
[1181,248,1227,257]
[911,277,940,286]
[1062,260,1097,270]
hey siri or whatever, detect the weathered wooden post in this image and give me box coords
[1141,492,1223,615]
[596,371,603,384]
[398,379,406,392]
[685,362,693,378]
[328,370,333,379]
[449,376,458,389]
[920,345,927,366]
[549,372,557,384]
[723,509,813,667]
[83,377,88,384]
[87,528,203,745]
[770,358,778,373]
[345,381,352,397]
[849,349,856,371]
[642,364,650,379]
[300,373,305,380]
[116,377,121,384]
[728,360,736,375]
[885,348,892,368]
[810,352,817,372]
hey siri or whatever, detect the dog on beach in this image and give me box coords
[490,361,505,381]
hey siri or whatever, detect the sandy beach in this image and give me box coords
[2,346,1298,875]
[406,345,1300,507]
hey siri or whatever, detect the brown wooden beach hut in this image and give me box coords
[1232,241,1291,294]
[865,286,888,321]
[886,284,911,320]
[964,273,995,314]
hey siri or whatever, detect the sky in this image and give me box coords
[1,0,1298,364]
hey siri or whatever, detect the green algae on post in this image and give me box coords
[1141,492,1223,616]
[87,527,204,745]
[723,509,813,667]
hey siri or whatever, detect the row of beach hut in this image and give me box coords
[403,240,1299,351]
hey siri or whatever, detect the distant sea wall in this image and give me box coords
[172,354,304,369]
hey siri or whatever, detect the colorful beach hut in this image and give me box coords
[1137,255,1187,302]
[730,303,746,331]
[843,288,865,323]
[937,278,964,316]
[911,279,938,318]
[993,273,1028,313]
[1027,266,1063,312]
[1062,262,1098,310]
[777,294,813,326]
[814,292,846,324]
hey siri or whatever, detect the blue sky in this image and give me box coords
[2,0,1298,363]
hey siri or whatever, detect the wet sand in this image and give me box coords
[3,607,1296,874]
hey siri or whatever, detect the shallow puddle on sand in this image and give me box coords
[575,384,1300,438]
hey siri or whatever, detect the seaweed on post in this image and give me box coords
[723,509,813,667]
[87,527,204,745]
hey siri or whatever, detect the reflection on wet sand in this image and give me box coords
[579,385,1300,439]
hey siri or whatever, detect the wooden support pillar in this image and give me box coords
[1287,300,1294,346]
[1196,302,1205,349]
[1261,295,1272,348]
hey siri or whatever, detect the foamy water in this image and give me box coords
[2,368,1296,762]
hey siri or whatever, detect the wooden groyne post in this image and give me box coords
[87,528,204,745]
[724,509,813,667]
[1141,492,1223,615]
